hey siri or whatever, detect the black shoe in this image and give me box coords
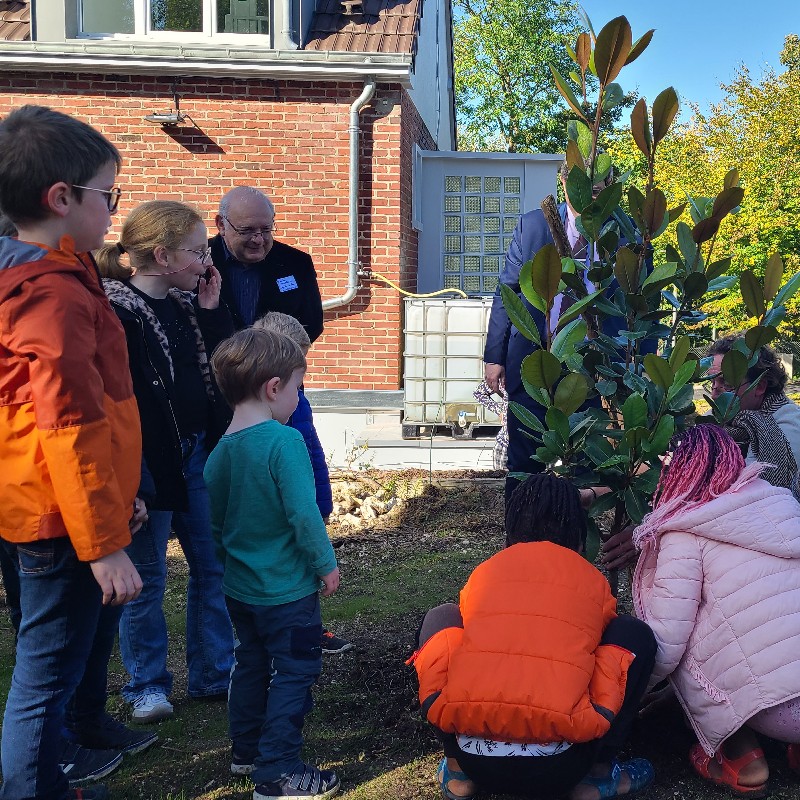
[71,712,158,755]
[68,785,110,799]
[253,764,340,799]
[321,630,354,655]
[60,742,122,788]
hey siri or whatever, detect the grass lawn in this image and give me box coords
[0,472,798,799]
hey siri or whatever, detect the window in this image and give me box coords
[80,0,269,38]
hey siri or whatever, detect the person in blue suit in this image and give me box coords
[484,162,648,507]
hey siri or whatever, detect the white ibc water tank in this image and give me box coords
[403,297,499,430]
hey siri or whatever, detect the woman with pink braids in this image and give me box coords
[633,424,800,797]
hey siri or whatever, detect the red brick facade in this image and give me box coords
[0,71,436,388]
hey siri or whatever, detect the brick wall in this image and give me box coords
[0,71,438,388]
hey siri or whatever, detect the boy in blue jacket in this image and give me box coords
[255,312,353,655]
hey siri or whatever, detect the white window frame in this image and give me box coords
[77,0,272,44]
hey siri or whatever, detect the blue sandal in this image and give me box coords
[576,759,655,799]
[437,757,476,800]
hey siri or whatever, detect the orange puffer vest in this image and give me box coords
[412,542,634,744]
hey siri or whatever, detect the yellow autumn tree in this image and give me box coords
[608,34,800,341]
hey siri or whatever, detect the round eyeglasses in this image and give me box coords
[177,247,212,266]
[72,184,122,213]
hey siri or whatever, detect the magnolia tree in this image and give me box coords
[503,14,800,568]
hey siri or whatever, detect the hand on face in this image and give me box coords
[197,264,221,309]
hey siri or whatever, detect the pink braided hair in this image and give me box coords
[634,424,764,547]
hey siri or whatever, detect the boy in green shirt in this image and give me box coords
[204,327,340,800]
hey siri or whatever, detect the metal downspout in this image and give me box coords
[281,0,299,48]
[322,78,376,310]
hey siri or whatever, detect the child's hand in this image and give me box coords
[90,550,143,606]
[320,567,340,597]
[197,264,222,309]
[129,497,149,535]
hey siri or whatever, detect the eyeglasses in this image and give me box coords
[703,372,737,394]
[72,184,122,213]
[223,216,276,239]
[177,247,212,266]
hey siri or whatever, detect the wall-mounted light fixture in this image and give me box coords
[145,84,196,127]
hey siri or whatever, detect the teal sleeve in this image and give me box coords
[274,434,338,577]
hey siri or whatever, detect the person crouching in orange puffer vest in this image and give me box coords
[409,473,657,800]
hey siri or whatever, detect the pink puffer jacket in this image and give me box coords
[633,476,800,755]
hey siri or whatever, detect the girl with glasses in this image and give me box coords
[96,201,236,724]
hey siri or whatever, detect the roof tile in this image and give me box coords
[305,0,422,56]
[0,0,31,42]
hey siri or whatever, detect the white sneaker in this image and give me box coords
[131,690,174,724]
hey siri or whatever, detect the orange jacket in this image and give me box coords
[412,542,634,744]
[0,236,141,561]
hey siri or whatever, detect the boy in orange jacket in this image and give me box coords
[0,105,144,800]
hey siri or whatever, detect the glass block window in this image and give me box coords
[441,171,524,294]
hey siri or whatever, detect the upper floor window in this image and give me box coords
[80,0,269,38]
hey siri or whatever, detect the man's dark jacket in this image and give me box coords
[210,234,323,341]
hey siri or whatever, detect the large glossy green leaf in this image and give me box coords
[568,119,593,159]
[550,64,588,120]
[652,87,679,144]
[645,414,674,455]
[522,380,551,409]
[723,168,740,189]
[531,244,564,305]
[773,271,800,307]
[545,407,571,443]
[676,222,697,267]
[622,392,648,428]
[643,354,673,388]
[624,486,650,524]
[721,349,748,388]
[551,318,587,362]
[565,139,584,174]
[630,98,651,157]
[594,153,614,184]
[500,284,542,346]
[567,166,593,214]
[553,373,589,415]
[575,31,592,76]
[625,29,655,65]
[556,288,604,328]
[614,246,640,293]
[706,257,731,281]
[509,401,545,434]
[522,349,561,390]
[739,269,765,318]
[764,253,784,302]
[744,325,778,352]
[594,15,632,85]
[668,335,691,369]
[692,217,720,244]
[642,188,668,238]
[602,82,625,111]
[667,359,697,401]
[519,260,547,314]
[642,262,678,291]
[710,186,744,221]
[593,182,623,223]
[683,272,708,300]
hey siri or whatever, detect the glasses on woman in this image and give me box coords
[177,247,212,266]
[71,184,122,213]
[223,216,276,239]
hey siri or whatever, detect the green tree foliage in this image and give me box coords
[607,34,800,339]
[453,0,581,152]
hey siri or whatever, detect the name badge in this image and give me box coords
[276,275,299,292]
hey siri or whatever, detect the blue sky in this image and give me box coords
[580,1,797,114]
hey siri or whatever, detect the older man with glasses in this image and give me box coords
[209,186,323,342]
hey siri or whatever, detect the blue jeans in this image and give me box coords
[226,592,322,784]
[119,433,234,701]
[0,538,102,800]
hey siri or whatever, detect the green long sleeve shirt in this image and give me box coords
[203,419,337,606]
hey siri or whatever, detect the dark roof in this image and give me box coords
[305,0,421,55]
[0,0,30,41]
